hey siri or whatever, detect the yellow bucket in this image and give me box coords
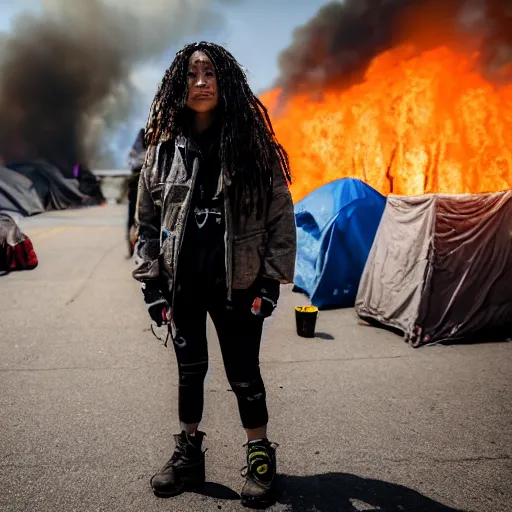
[295,306,319,314]
[295,306,319,338]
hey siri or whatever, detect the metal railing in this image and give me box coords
[92,169,132,178]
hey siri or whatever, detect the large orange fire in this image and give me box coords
[261,45,512,202]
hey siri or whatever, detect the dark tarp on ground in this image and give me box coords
[355,190,512,347]
[0,167,44,216]
[0,213,38,273]
[6,161,87,212]
[294,178,386,309]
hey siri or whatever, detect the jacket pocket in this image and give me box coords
[233,230,266,288]
[149,183,164,207]
[234,229,266,243]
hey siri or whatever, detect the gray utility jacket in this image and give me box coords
[132,135,297,318]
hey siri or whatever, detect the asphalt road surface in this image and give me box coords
[1,204,511,512]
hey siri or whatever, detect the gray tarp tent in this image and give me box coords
[0,167,45,216]
[6,161,87,211]
[355,190,512,347]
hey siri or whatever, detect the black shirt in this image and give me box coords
[177,123,226,288]
[190,124,223,209]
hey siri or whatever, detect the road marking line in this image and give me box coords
[26,225,121,243]
[29,226,69,241]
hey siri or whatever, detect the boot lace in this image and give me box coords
[240,441,278,478]
[161,436,189,470]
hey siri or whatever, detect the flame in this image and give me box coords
[261,45,512,202]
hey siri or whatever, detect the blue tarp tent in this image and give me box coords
[294,178,386,309]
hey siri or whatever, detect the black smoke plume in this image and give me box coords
[0,0,238,174]
[0,14,124,174]
[275,0,512,96]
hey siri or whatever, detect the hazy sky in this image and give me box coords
[0,0,330,163]
[0,0,328,101]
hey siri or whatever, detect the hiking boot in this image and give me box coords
[150,431,206,497]
[240,439,278,508]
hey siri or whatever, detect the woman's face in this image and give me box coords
[186,50,219,114]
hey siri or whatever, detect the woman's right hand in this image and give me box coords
[147,298,169,327]
[141,281,169,327]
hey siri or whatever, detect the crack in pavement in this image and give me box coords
[0,364,169,373]
[1,455,510,469]
[430,455,511,463]
[65,240,123,306]
[264,355,415,364]
[0,355,414,372]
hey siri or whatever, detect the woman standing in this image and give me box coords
[133,41,296,508]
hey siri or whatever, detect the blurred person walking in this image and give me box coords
[126,128,146,256]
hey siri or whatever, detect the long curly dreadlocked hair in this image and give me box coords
[144,41,292,216]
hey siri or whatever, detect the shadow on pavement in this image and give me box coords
[276,472,467,512]
[358,316,512,347]
[153,482,240,501]
[315,332,335,340]
[193,481,240,500]
[439,324,511,346]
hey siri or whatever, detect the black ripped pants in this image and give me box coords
[169,209,268,430]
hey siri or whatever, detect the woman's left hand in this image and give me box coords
[251,278,280,318]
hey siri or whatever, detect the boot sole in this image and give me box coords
[151,479,205,498]
[241,482,278,510]
[241,492,277,510]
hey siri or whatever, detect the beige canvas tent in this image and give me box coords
[355,190,512,347]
